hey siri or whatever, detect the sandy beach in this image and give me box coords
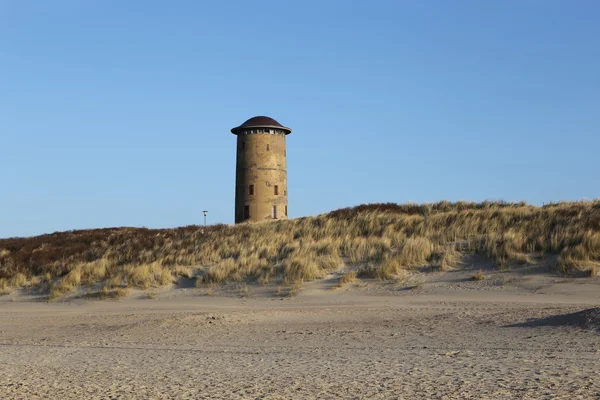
[1,271,599,400]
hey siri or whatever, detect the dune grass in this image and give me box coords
[472,270,485,281]
[0,278,10,295]
[0,201,599,299]
[335,272,357,288]
[83,287,129,301]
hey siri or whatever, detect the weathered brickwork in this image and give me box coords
[231,117,291,223]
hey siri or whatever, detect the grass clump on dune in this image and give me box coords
[335,272,357,288]
[0,200,599,299]
[558,231,600,277]
[84,287,129,301]
[472,270,485,281]
[0,278,10,295]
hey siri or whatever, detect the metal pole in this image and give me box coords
[202,210,208,226]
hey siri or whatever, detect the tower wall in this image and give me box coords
[235,131,288,223]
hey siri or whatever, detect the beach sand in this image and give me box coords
[1,269,599,399]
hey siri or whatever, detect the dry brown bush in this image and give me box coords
[0,201,598,297]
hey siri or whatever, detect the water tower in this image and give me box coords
[231,116,291,223]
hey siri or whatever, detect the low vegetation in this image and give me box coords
[82,287,129,301]
[335,272,357,288]
[472,270,485,281]
[0,201,598,299]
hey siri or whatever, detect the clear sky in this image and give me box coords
[1,1,599,238]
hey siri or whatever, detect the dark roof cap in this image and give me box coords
[231,116,291,134]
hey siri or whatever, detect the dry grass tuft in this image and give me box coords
[0,278,10,295]
[105,276,124,289]
[257,271,271,286]
[111,288,129,299]
[237,283,252,298]
[275,285,284,296]
[432,245,463,271]
[122,262,174,289]
[472,270,485,281]
[62,269,81,287]
[557,231,600,276]
[358,263,394,280]
[85,287,129,300]
[174,266,194,279]
[283,256,324,283]
[335,272,357,288]
[48,280,74,300]
[287,279,303,297]
[203,258,238,284]
[395,237,434,268]
[11,273,28,288]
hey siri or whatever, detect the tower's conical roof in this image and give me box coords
[231,116,291,134]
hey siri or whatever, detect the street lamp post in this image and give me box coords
[202,210,208,226]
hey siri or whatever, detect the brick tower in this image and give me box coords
[231,116,291,223]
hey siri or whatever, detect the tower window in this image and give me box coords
[242,141,245,150]
[285,206,288,216]
[266,144,270,151]
[272,205,277,219]
[244,206,250,220]
[249,185,254,195]
[274,185,278,195]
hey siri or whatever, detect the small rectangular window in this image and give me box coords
[285,206,288,216]
[266,144,270,151]
[274,185,278,195]
[244,205,250,219]
[249,185,254,195]
[272,205,277,219]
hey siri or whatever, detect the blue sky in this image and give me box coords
[1,1,599,238]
